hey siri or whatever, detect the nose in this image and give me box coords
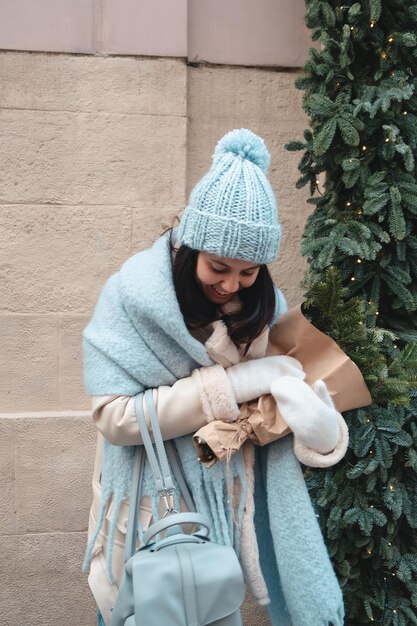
[220,275,240,293]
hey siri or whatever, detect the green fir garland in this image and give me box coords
[287,1,417,624]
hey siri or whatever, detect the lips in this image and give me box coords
[212,286,229,296]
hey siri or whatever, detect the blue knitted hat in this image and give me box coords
[177,128,281,264]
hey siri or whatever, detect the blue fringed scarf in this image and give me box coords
[82,232,344,626]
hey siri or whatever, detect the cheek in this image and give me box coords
[195,260,214,285]
[241,272,259,288]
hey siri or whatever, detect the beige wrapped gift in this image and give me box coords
[194,305,372,466]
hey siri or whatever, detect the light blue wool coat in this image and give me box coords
[82,232,344,626]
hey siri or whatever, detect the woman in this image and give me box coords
[83,129,346,626]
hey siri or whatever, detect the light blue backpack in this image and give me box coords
[110,389,245,626]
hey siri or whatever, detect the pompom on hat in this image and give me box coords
[177,128,281,264]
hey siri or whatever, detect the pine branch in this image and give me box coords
[288,1,417,622]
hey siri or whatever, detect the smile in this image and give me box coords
[212,285,231,296]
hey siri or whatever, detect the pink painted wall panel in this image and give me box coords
[101,0,187,56]
[188,0,312,67]
[0,0,95,53]
[0,0,311,66]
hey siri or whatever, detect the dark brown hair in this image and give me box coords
[170,234,276,354]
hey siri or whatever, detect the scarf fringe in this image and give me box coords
[82,490,110,575]
[105,493,126,584]
[83,441,136,582]
[83,439,247,585]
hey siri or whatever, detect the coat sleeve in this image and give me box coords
[91,364,240,446]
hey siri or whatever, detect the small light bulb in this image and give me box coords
[351,277,355,281]
[357,258,362,263]
[350,26,354,31]
[370,20,376,28]
[362,145,367,151]
[385,137,390,142]
[403,111,408,115]
[376,311,379,316]
[346,201,352,206]
[381,51,388,60]
[389,485,394,491]
[388,36,394,43]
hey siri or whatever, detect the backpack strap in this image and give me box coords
[142,512,210,545]
[124,389,197,562]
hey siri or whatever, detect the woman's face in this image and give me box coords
[195,252,260,304]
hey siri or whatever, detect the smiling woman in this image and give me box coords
[82,129,345,626]
[196,253,260,303]
[171,242,277,353]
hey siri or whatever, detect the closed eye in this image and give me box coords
[210,265,228,274]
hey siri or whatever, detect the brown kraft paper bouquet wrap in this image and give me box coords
[193,305,372,467]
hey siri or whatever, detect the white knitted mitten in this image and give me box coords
[226,355,305,404]
[270,376,340,454]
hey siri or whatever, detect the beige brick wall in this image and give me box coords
[0,51,309,625]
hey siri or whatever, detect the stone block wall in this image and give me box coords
[0,50,309,625]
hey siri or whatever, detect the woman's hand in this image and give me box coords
[226,355,305,404]
[270,377,341,454]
